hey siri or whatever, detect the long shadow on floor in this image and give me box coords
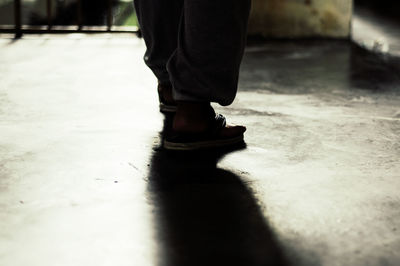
[146,115,289,266]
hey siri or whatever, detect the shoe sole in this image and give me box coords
[159,103,177,113]
[163,135,244,151]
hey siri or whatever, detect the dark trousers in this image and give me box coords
[134,0,251,105]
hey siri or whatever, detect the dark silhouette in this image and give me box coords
[146,114,289,266]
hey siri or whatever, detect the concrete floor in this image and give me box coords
[0,34,400,266]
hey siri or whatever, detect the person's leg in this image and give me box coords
[135,0,251,149]
[165,0,251,147]
[167,0,251,106]
[134,0,183,86]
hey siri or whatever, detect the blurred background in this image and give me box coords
[0,0,138,32]
[0,0,399,46]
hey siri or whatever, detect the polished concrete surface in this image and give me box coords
[1,35,400,266]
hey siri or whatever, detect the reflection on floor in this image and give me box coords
[353,6,400,57]
[0,35,399,266]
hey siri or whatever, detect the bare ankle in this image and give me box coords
[158,82,176,104]
[172,102,215,132]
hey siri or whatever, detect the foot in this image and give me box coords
[173,102,245,135]
[163,102,246,150]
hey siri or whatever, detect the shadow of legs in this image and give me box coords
[146,116,289,266]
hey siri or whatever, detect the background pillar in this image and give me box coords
[248,0,353,38]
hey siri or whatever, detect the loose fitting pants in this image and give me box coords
[134,0,251,106]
